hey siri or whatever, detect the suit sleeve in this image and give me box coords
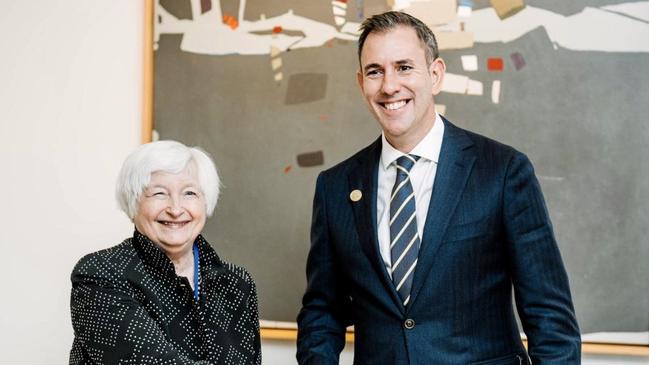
[503,152,581,364]
[70,256,213,365]
[296,172,351,365]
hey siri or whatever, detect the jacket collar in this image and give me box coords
[132,230,223,275]
[348,137,406,315]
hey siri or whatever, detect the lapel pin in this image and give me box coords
[349,189,362,202]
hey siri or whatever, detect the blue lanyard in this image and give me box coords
[192,244,200,301]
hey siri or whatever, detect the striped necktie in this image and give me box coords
[389,154,421,306]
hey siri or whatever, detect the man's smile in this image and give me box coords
[379,99,411,111]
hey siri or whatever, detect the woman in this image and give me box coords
[70,140,261,364]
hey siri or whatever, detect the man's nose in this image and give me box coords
[381,71,401,95]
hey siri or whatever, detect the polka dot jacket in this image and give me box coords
[69,231,261,364]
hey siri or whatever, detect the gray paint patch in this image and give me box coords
[285,73,328,105]
[297,150,324,167]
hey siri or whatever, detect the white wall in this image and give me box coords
[0,1,647,364]
[0,0,141,362]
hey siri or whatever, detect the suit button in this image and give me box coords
[404,319,415,329]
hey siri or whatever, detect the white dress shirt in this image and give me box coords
[377,113,445,275]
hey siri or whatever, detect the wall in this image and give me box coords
[0,0,646,364]
[0,0,142,362]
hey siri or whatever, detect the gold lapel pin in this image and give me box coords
[349,189,362,202]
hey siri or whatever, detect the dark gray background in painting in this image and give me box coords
[154,0,649,333]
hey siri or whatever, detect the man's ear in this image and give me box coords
[357,69,364,93]
[430,57,446,95]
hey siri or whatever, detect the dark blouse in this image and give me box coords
[69,231,261,364]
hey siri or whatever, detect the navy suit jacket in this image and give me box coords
[297,118,580,365]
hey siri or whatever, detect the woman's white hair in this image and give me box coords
[116,140,220,219]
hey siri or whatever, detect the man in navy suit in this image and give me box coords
[297,11,580,365]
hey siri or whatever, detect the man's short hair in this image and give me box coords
[357,11,439,65]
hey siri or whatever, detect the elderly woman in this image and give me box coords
[69,141,261,364]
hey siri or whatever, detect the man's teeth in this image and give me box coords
[384,100,407,110]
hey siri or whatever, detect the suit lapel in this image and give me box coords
[408,118,477,308]
[348,138,405,315]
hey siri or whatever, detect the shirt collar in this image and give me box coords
[380,113,445,169]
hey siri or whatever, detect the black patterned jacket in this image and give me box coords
[70,231,261,364]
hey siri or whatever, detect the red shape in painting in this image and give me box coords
[284,165,292,174]
[223,15,239,30]
[272,26,283,34]
[487,58,504,71]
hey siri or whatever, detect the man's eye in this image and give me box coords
[184,191,198,196]
[398,65,413,72]
[366,70,382,78]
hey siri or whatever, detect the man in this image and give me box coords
[296,11,580,365]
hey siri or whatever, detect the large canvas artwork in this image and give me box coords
[152,0,649,345]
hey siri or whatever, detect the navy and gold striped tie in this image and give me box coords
[389,154,421,306]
